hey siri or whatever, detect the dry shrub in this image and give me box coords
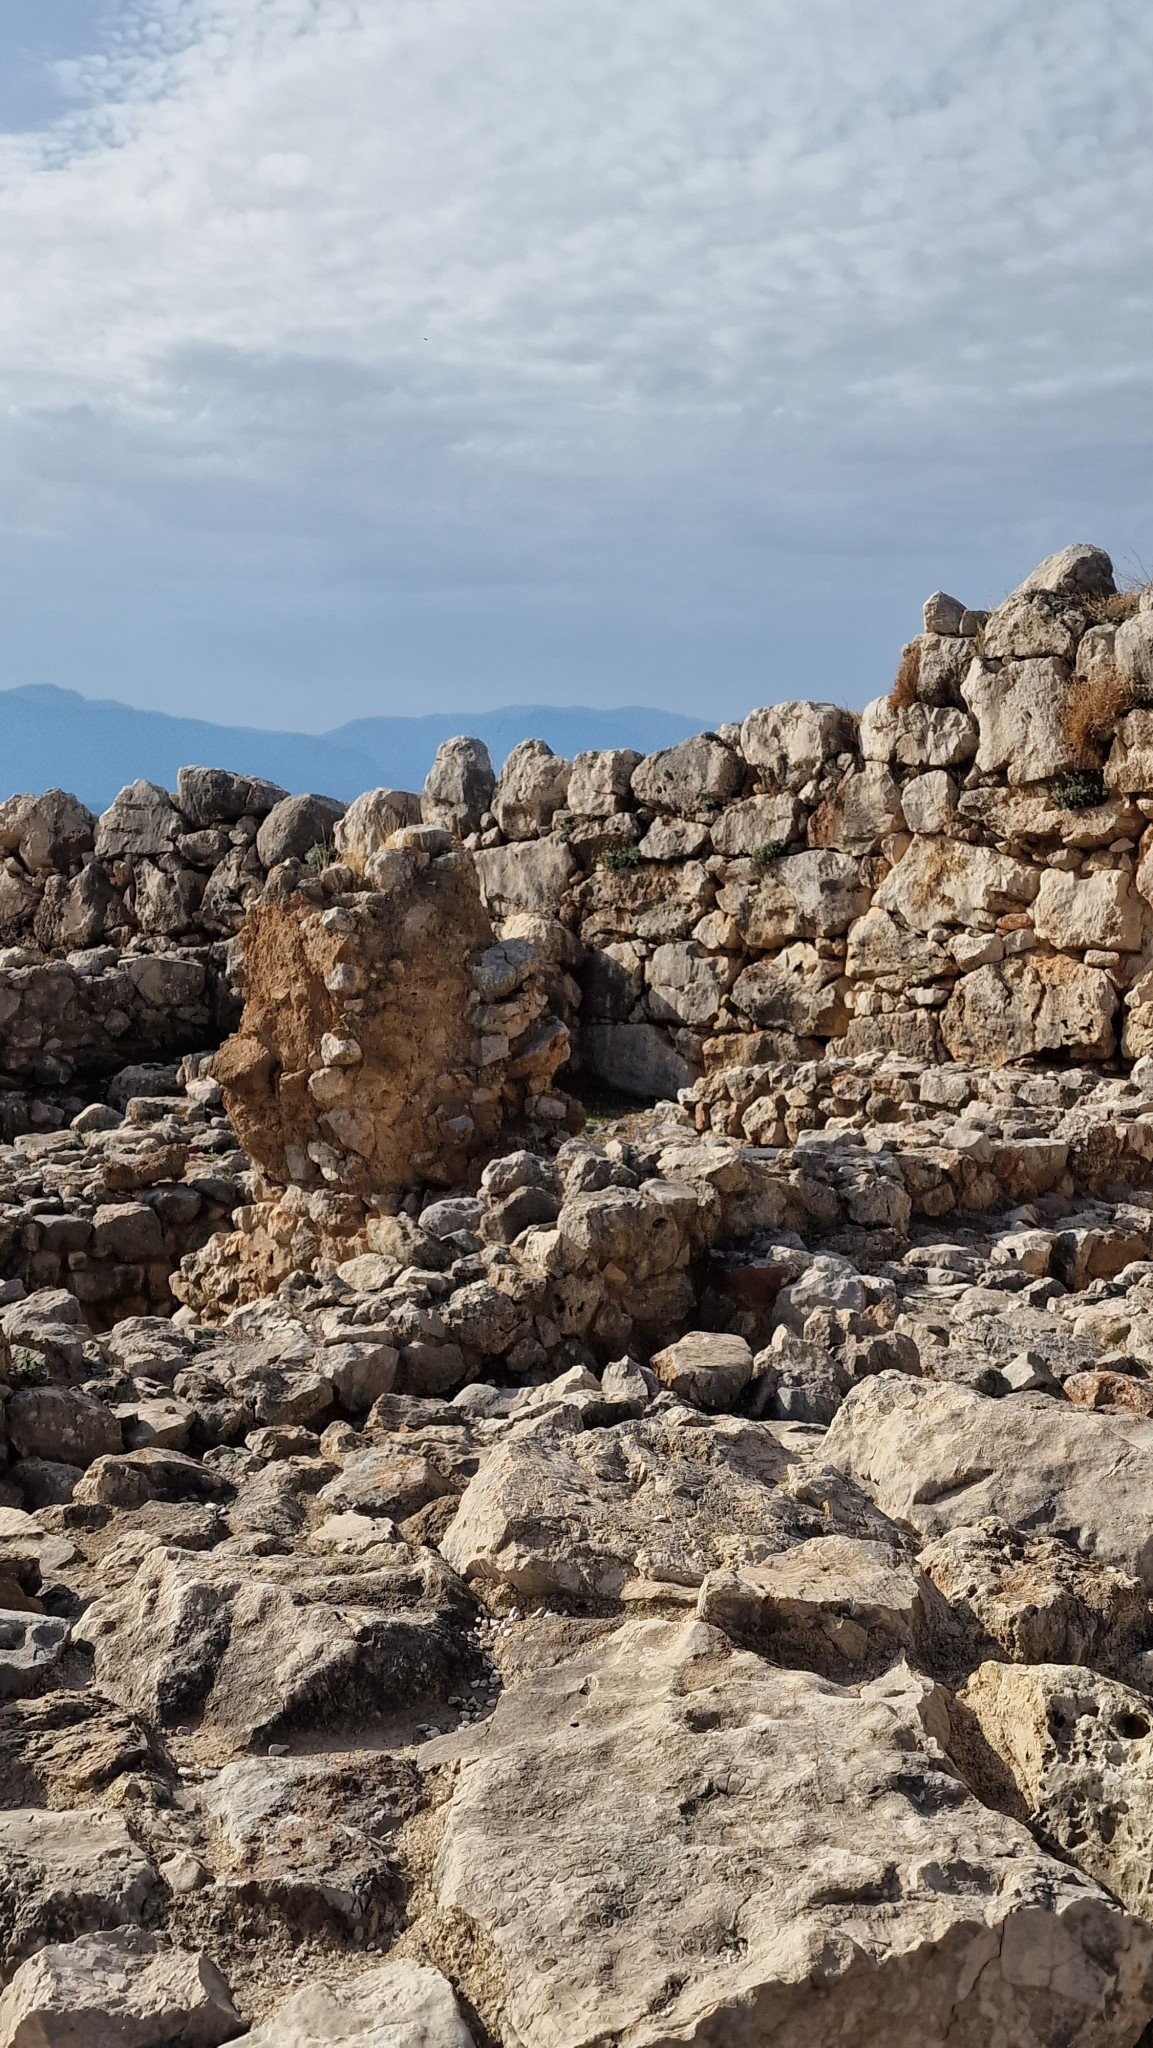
[889,640,921,710]
[1062,662,1135,760]
[1084,589,1143,626]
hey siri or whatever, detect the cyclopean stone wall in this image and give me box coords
[6,540,1153,1103]
[0,771,352,1086]
[433,539,1153,1093]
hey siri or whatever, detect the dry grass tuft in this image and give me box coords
[889,640,921,711]
[1083,589,1143,626]
[1062,663,1136,760]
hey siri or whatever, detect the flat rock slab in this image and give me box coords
[825,1372,1153,1586]
[697,1534,937,1680]
[76,1538,472,1746]
[0,1808,160,1977]
[432,1615,1153,2048]
[0,1928,240,2048]
[440,1411,901,1603]
[236,1959,474,2047]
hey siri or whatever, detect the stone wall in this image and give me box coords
[430,540,1153,1092]
[5,539,1153,1103]
[0,770,348,1083]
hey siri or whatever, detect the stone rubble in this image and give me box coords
[5,545,1153,2039]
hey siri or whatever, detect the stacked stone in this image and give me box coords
[407,540,1153,1093]
[5,538,1153,1116]
[203,824,577,1296]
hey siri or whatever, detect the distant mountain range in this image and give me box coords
[0,685,701,811]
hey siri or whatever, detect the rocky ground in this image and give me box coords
[3,1050,1153,2043]
[9,537,1153,2040]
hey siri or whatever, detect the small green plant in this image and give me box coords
[555,813,574,844]
[1051,769,1107,812]
[752,840,786,868]
[8,1347,47,1387]
[304,838,335,876]
[600,842,643,872]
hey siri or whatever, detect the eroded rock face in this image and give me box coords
[954,1662,1153,1919]
[429,1618,1153,2048]
[441,1410,904,1604]
[76,1537,471,1745]
[825,1374,1153,1586]
[211,844,572,1242]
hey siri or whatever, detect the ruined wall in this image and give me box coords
[0,770,351,1083]
[196,825,576,1296]
[435,541,1153,1092]
[6,539,1153,1109]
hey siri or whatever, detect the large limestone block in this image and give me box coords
[730,947,849,1037]
[982,592,1080,662]
[1018,542,1115,598]
[698,1534,936,1681]
[919,1520,1150,1681]
[0,1929,241,2048]
[0,790,95,874]
[199,1751,417,1937]
[492,739,571,840]
[709,791,802,856]
[956,1662,1153,1918]
[433,1617,1153,2048]
[474,839,575,916]
[1034,868,1144,952]
[957,785,1140,849]
[1113,611,1153,694]
[740,702,856,787]
[899,769,955,835]
[255,793,345,869]
[1106,709,1153,793]
[333,789,422,872]
[825,1373,1153,1586]
[440,1411,898,1603]
[0,1810,160,1977]
[923,591,967,634]
[567,749,642,817]
[177,766,287,825]
[941,957,1116,1064]
[95,781,183,859]
[577,861,712,945]
[236,1961,474,2048]
[858,698,977,770]
[876,837,1037,933]
[74,1540,470,1746]
[649,1330,753,1409]
[916,634,976,705]
[962,658,1082,783]
[807,764,903,852]
[421,736,495,835]
[845,908,949,990]
[631,735,743,817]
[645,941,732,1028]
[580,1022,695,1100]
[717,849,869,945]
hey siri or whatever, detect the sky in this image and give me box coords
[0,0,1150,732]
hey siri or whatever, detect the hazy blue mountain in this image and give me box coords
[0,685,700,810]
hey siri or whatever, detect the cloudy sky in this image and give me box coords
[0,0,1150,731]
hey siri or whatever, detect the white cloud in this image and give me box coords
[0,0,1151,724]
